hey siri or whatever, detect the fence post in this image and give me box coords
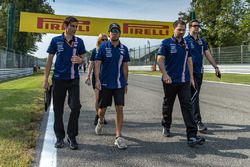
[144,45,147,64]
[133,48,135,65]
[139,46,140,65]
[241,45,243,64]
[218,47,221,64]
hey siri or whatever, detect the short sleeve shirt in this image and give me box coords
[157,36,191,84]
[47,33,86,80]
[90,48,97,61]
[185,34,208,74]
[95,40,130,89]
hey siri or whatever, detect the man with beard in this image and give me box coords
[157,20,205,146]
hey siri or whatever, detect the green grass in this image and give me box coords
[0,73,44,167]
[129,71,250,85]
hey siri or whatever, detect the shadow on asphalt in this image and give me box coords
[72,110,250,160]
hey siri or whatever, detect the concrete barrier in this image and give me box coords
[0,68,33,82]
[129,64,250,74]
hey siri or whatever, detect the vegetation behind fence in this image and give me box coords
[129,45,250,65]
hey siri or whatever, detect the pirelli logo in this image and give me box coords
[37,17,90,32]
[123,23,169,36]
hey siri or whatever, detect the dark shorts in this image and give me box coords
[98,88,125,108]
[92,73,96,90]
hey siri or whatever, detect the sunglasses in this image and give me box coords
[70,24,78,28]
[111,29,120,34]
[191,25,200,28]
[101,38,108,41]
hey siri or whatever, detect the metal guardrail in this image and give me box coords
[129,64,250,74]
[129,45,250,65]
[0,68,33,82]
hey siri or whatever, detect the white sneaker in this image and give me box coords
[114,137,127,149]
[95,118,104,135]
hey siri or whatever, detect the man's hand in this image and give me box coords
[71,55,83,64]
[125,85,128,94]
[85,78,91,86]
[163,73,172,84]
[43,79,50,90]
[95,79,101,90]
[215,67,221,78]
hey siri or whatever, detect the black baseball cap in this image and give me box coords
[108,23,121,32]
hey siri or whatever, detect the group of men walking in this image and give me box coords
[43,16,220,150]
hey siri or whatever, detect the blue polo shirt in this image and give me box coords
[95,40,130,89]
[185,34,208,74]
[90,48,97,61]
[47,33,86,80]
[90,48,97,76]
[157,36,191,84]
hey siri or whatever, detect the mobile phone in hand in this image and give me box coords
[191,86,198,104]
[216,72,221,78]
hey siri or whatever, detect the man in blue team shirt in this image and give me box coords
[43,16,86,150]
[94,23,130,149]
[157,20,205,146]
[185,19,221,132]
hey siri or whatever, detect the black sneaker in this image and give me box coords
[197,121,208,132]
[162,127,170,137]
[187,136,205,147]
[54,138,64,148]
[94,114,99,125]
[67,137,78,150]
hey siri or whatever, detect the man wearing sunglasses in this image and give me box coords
[94,23,130,149]
[185,19,221,132]
[44,16,86,150]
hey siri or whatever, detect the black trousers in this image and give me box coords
[162,81,197,139]
[192,73,203,123]
[52,79,81,140]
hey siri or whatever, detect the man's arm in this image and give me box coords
[204,50,218,69]
[94,60,102,90]
[87,61,94,79]
[123,62,128,84]
[43,54,54,90]
[188,57,195,87]
[157,55,171,84]
[123,62,128,93]
[204,50,221,77]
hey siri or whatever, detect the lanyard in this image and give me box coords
[71,37,78,79]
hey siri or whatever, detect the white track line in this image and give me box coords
[39,102,57,167]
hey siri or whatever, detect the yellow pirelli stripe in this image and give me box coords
[19,12,173,39]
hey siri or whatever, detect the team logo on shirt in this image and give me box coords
[105,48,112,57]
[190,42,195,49]
[119,48,125,55]
[56,42,64,52]
[197,39,203,45]
[170,44,177,54]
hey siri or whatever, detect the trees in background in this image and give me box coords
[179,0,250,47]
[0,0,54,54]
